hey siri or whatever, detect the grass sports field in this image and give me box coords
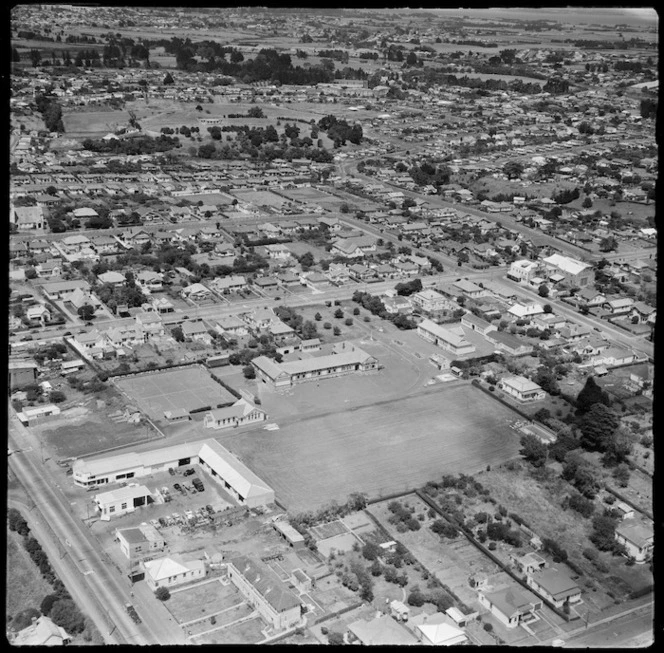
[114,366,237,420]
[216,384,523,513]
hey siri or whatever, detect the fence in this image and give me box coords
[604,486,653,521]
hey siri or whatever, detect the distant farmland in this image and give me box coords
[215,384,523,513]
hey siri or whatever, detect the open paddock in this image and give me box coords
[216,384,523,513]
[62,109,129,135]
[113,366,237,420]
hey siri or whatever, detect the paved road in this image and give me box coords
[7,402,187,645]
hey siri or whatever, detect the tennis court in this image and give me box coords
[114,366,237,419]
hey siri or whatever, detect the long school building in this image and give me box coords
[73,439,275,509]
[251,343,378,388]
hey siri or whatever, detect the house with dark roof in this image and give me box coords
[526,568,582,609]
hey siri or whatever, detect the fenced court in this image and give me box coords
[516,420,556,444]
[309,520,349,540]
[114,366,237,419]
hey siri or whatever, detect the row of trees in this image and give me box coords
[81,134,181,155]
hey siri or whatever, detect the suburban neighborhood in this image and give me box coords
[7,5,655,648]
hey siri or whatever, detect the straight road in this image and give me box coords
[7,402,187,645]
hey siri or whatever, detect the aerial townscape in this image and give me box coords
[7,4,656,647]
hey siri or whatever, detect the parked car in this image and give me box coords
[173,483,182,492]
[168,468,175,475]
[183,468,195,477]
[206,505,215,515]
[192,477,204,492]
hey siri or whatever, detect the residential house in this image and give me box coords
[628,302,656,325]
[61,234,91,253]
[326,263,350,284]
[211,275,247,293]
[574,287,606,308]
[391,259,420,276]
[347,614,418,646]
[461,312,497,335]
[263,243,292,260]
[526,568,582,609]
[614,519,654,564]
[242,307,276,331]
[25,303,52,325]
[91,234,120,254]
[603,297,634,315]
[10,616,72,646]
[12,205,46,230]
[143,556,206,591]
[152,296,175,314]
[478,586,542,629]
[97,270,126,286]
[134,311,165,339]
[215,315,249,337]
[181,282,212,301]
[226,555,302,631]
[203,399,266,430]
[410,612,468,646]
[485,330,534,357]
[40,279,91,300]
[135,270,164,292]
[499,375,546,402]
[181,320,211,343]
[383,296,413,315]
[509,301,544,318]
[348,264,376,282]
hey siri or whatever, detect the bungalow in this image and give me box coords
[181,320,211,343]
[391,259,419,276]
[417,319,476,356]
[105,322,145,348]
[61,234,91,253]
[215,315,249,337]
[263,243,292,260]
[94,484,152,521]
[277,272,301,288]
[253,276,280,291]
[203,399,266,430]
[135,270,164,291]
[143,556,206,591]
[12,205,46,230]
[318,216,343,231]
[91,234,120,253]
[134,311,165,338]
[72,329,111,356]
[383,296,413,315]
[509,302,544,318]
[478,586,542,629]
[575,287,606,308]
[181,283,212,301]
[348,264,376,282]
[614,519,653,564]
[347,614,418,646]
[212,275,247,293]
[603,297,634,315]
[25,303,52,325]
[326,263,350,284]
[300,338,321,353]
[410,612,468,646]
[122,229,152,249]
[526,568,582,609]
[499,375,546,402]
[242,307,276,331]
[97,270,126,286]
[72,207,99,220]
[10,616,72,646]
[152,296,175,314]
[68,287,103,311]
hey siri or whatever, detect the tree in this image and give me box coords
[520,433,548,467]
[503,160,524,180]
[40,593,61,617]
[163,72,174,85]
[577,403,620,452]
[575,376,611,416]
[538,284,550,298]
[543,304,553,314]
[328,631,344,645]
[333,326,341,336]
[599,236,618,252]
[50,599,86,634]
[50,390,67,403]
[243,365,256,379]
[334,308,344,319]
[77,304,95,321]
[155,587,171,601]
[8,508,30,536]
[171,326,184,342]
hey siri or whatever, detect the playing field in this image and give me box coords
[114,366,237,419]
[215,384,524,513]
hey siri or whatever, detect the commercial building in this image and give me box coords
[73,439,275,509]
[203,398,266,430]
[417,319,476,356]
[94,484,153,521]
[542,253,593,287]
[226,555,302,631]
[116,523,167,561]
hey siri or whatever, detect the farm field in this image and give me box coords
[61,109,129,136]
[216,384,523,513]
[114,366,238,421]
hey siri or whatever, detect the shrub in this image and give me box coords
[488,541,497,551]
[50,599,86,634]
[483,622,493,632]
[407,591,425,607]
[155,587,171,601]
[323,322,332,329]
[582,548,598,562]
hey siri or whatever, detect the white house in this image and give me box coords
[143,556,206,591]
[614,519,654,564]
[499,375,546,402]
[478,586,542,629]
[203,399,266,430]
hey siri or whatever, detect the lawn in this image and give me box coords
[194,614,265,644]
[167,579,242,624]
[114,366,238,420]
[215,384,524,513]
[5,529,54,622]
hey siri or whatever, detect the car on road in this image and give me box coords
[20,335,33,341]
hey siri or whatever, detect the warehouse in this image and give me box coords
[94,484,152,521]
[417,319,476,356]
[73,439,275,509]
